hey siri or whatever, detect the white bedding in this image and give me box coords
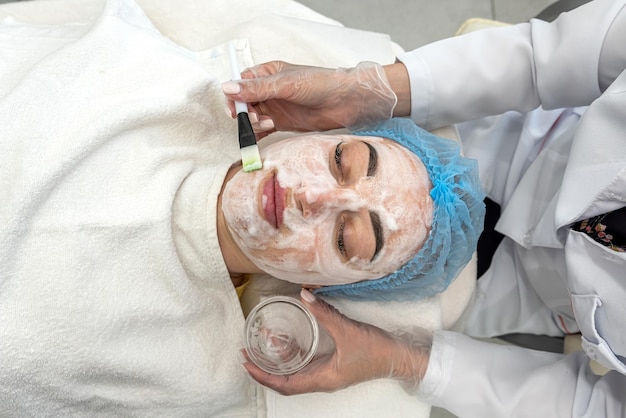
[0,0,476,416]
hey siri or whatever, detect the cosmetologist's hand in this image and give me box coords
[222,61,398,136]
[242,289,433,395]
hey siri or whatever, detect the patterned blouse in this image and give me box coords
[572,206,626,252]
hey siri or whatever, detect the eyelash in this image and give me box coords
[337,220,346,256]
[334,142,343,176]
[335,142,346,256]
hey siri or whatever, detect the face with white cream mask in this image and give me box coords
[221,134,433,286]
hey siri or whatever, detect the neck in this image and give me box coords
[217,164,264,275]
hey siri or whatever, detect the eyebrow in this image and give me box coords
[363,142,378,177]
[369,211,384,261]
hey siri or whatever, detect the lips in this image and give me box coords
[262,172,286,229]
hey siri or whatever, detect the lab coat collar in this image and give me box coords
[555,69,626,229]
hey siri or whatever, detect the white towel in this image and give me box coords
[1,0,257,415]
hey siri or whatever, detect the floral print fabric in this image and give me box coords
[572,206,626,252]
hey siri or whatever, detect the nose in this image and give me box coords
[295,185,359,219]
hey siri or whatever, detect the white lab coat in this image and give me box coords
[398,0,626,416]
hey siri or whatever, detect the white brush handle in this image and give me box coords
[228,43,249,115]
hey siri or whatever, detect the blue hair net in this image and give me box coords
[315,118,485,301]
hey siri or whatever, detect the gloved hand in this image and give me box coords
[222,61,398,135]
[242,289,432,395]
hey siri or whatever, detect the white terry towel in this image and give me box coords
[0,0,257,415]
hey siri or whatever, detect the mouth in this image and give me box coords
[262,172,286,229]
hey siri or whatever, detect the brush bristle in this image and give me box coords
[241,145,262,172]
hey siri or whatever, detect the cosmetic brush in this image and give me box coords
[228,43,262,172]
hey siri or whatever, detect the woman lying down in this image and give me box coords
[0,0,484,415]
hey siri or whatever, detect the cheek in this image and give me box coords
[244,219,324,273]
[222,173,272,241]
[261,136,347,192]
[250,242,316,270]
[246,221,376,286]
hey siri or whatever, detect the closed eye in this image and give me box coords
[337,218,346,256]
[334,141,344,178]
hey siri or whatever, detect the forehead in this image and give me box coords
[364,137,431,216]
[348,136,434,270]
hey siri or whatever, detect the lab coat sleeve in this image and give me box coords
[418,331,626,418]
[397,0,626,130]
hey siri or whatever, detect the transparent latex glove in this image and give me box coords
[223,61,397,136]
[242,289,432,395]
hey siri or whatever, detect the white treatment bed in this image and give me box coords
[0,0,477,416]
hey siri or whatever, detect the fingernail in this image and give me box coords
[259,119,275,131]
[301,288,316,303]
[222,81,241,95]
[248,112,259,123]
[224,105,234,118]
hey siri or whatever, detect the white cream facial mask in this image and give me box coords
[221,134,433,286]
